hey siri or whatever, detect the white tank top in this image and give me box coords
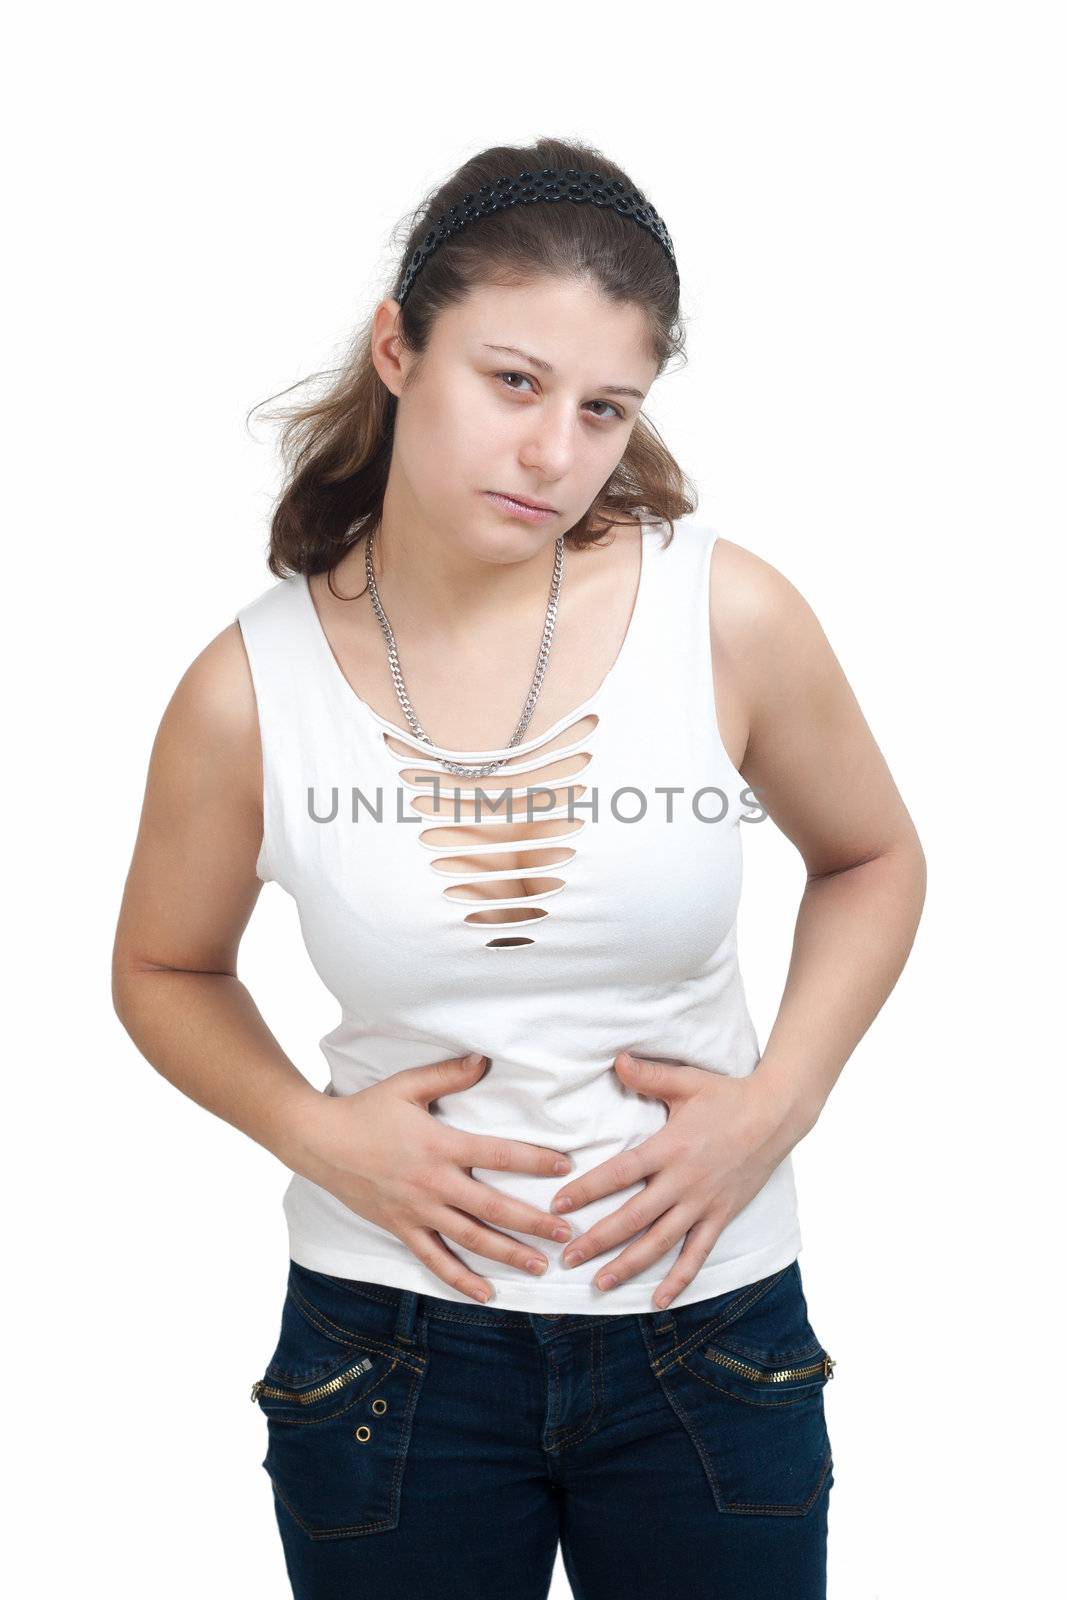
[236,517,801,1312]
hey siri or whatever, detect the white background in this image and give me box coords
[6,3,1064,1595]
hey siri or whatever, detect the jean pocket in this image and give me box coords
[250,1266,429,1540]
[648,1261,835,1516]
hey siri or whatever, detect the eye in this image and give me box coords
[494,372,626,423]
[585,399,625,421]
[496,370,535,395]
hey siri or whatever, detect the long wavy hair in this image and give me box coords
[249,136,697,587]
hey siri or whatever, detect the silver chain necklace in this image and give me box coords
[364,527,566,778]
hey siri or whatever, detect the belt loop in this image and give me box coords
[393,1288,420,1344]
[651,1305,675,1338]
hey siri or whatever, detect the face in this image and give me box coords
[371,276,661,564]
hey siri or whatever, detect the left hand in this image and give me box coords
[550,1052,793,1309]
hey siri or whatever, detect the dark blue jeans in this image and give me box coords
[251,1256,836,1599]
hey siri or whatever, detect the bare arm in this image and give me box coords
[110,621,325,1171]
[711,537,928,1149]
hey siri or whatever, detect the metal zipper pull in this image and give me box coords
[249,1355,378,1407]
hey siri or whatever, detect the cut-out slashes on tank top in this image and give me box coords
[295,526,653,949]
[236,517,803,1314]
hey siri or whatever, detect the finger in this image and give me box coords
[559,1176,677,1269]
[439,1170,575,1244]
[401,1226,495,1305]
[550,1142,660,1216]
[452,1131,573,1180]
[614,1053,689,1101]
[400,1054,489,1103]
[649,1218,723,1309]
[588,1207,719,1297]
[430,1204,554,1278]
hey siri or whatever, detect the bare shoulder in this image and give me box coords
[136,617,265,885]
[709,534,922,868]
[708,534,836,706]
[158,620,262,791]
[113,620,265,975]
[708,535,812,643]
[704,536,821,759]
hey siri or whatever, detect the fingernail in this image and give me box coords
[526,1258,547,1275]
[552,1196,573,1213]
[599,1274,619,1290]
[474,1289,491,1303]
[552,1226,572,1242]
[553,1158,571,1175]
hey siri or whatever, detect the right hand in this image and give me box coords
[291,1053,576,1304]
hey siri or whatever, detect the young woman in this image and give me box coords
[112,137,926,1599]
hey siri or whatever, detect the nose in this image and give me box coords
[519,408,579,481]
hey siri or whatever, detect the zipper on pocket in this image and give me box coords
[250,1354,375,1405]
[703,1347,836,1384]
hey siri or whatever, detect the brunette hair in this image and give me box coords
[249,136,697,583]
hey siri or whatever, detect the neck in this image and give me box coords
[353,490,564,647]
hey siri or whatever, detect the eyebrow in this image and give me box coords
[481,343,647,401]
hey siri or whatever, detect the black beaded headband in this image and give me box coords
[397,166,679,307]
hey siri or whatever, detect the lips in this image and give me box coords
[492,492,556,512]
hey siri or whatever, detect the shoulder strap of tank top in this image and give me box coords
[627,521,745,788]
[237,572,352,729]
[628,519,719,686]
[235,574,337,885]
